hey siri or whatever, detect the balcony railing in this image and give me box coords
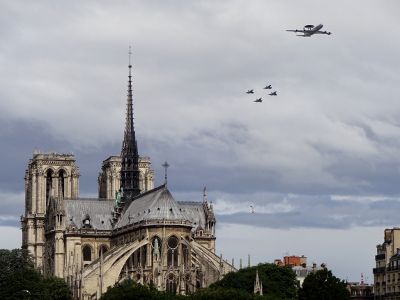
[373,267,386,274]
[376,254,386,260]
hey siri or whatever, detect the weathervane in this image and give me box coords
[162,161,169,187]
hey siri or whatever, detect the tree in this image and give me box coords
[0,249,34,286]
[40,275,73,300]
[188,288,264,300]
[0,268,73,300]
[209,263,298,299]
[0,249,72,300]
[298,268,350,300]
[100,279,184,300]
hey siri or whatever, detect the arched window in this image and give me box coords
[185,274,191,294]
[82,245,92,261]
[167,236,178,267]
[141,245,147,267]
[46,170,53,205]
[59,171,65,197]
[99,245,108,257]
[182,244,189,266]
[166,273,177,293]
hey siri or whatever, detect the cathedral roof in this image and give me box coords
[64,199,114,230]
[116,185,191,228]
[177,201,206,231]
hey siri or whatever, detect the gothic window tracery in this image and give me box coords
[166,273,177,293]
[167,236,178,267]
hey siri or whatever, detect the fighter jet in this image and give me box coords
[286,24,332,37]
[254,98,262,103]
[269,91,277,96]
[263,85,272,89]
[246,89,254,94]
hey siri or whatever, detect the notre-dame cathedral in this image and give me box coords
[20,64,235,299]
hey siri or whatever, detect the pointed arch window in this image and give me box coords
[83,245,92,261]
[182,244,189,266]
[166,273,177,293]
[46,170,53,205]
[59,171,65,197]
[99,245,108,257]
[167,236,178,267]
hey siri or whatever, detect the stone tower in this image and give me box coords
[21,149,79,269]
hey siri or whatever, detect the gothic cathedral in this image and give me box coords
[21,64,235,299]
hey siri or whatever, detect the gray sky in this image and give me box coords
[1,0,400,282]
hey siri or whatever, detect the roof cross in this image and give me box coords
[162,161,170,187]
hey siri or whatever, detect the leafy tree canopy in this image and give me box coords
[0,269,72,300]
[209,263,298,299]
[298,268,350,300]
[0,249,34,286]
[100,279,185,300]
[188,288,265,300]
[0,249,72,300]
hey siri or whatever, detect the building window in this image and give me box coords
[99,245,108,257]
[166,273,177,293]
[167,236,178,267]
[83,245,91,261]
[59,171,65,197]
[46,170,53,205]
[182,244,189,266]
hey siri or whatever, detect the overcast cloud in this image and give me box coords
[1,0,400,282]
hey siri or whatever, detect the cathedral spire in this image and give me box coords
[120,47,141,206]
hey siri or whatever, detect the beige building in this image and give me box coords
[21,65,235,299]
[374,227,400,299]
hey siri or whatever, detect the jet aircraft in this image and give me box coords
[246,89,254,94]
[286,24,331,37]
[263,85,272,89]
[269,91,277,96]
[254,98,262,103]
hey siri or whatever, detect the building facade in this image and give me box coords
[21,65,235,299]
[274,255,326,287]
[374,227,400,300]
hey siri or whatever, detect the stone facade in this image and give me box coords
[374,228,400,299]
[98,156,154,199]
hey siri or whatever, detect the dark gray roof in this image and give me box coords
[177,201,206,231]
[117,185,191,228]
[64,199,114,230]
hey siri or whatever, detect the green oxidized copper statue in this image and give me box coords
[153,238,160,261]
[114,187,124,208]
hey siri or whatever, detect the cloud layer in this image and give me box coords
[1,0,400,281]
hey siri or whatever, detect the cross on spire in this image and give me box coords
[128,46,132,67]
[162,161,170,187]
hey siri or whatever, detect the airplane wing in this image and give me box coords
[286,29,306,33]
[314,31,332,35]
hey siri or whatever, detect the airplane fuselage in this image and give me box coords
[287,24,331,37]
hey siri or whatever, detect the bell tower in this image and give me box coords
[21,149,79,269]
